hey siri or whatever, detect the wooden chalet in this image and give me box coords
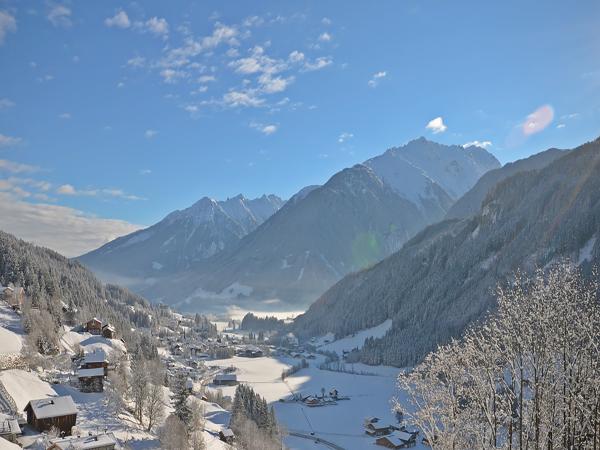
[1,285,26,310]
[24,396,77,435]
[80,350,108,375]
[48,432,118,450]
[101,323,116,339]
[85,318,102,335]
[219,428,235,444]
[375,431,418,449]
[365,422,396,437]
[78,368,105,393]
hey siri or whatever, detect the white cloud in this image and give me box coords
[318,32,332,42]
[160,69,187,84]
[223,90,264,108]
[144,129,158,139]
[321,17,332,26]
[338,132,354,143]
[144,17,169,36]
[105,10,130,28]
[56,184,145,200]
[302,56,333,72]
[251,122,277,135]
[258,74,294,94]
[0,192,142,257]
[463,140,492,149]
[59,112,71,119]
[0,159,39,173]
[127,56,145,67]
[139,169,152,175]
[0,133,22,147]
[47,4,72,28]
[197,75,216,83]
[426,116,447,134]
[288,50,305,63]
[556,123,566,129]
[368,71,387,88]
[0,98,15,109]
[0,10,17,45]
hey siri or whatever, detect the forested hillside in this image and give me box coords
[294,137,600,367]
[0,230,156,344]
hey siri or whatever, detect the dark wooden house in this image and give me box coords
[24,396,77,435]
[375,431,418,449]
[101,323,116,339]
[80,350,108,375]
[78,368,105,393]
[219,428,235,444]
[365,422,395,437]
[85,318,102,335]
[213,374,237,386]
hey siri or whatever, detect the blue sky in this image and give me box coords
[1,0,599,255]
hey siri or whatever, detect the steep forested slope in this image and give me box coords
[0,231,156,342]
[294,138,600,367]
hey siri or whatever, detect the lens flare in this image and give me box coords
[522,105,554,136]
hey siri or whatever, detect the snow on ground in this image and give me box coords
[316,319,393,355]
[60,329,126,356]
[0,303,24,355]
[207,355,424,450]
[53,383,162,450]
[0,369,57,411]
[578,235,597,265]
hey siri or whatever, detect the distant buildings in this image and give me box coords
[213,373,237,386]
[219,428,235,444]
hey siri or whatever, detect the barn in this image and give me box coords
[78,368,105,393]
[101,324,116,339]
[24,396,77,435]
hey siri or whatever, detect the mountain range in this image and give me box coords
[79,138,500,312]
[293,138,600,367]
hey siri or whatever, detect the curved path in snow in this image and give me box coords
[288,431,345,450]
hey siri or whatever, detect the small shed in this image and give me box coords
[78,368,105,393]
[219,428,235,444]
[24,396,77,435]
[213,374,237,386]
[101,323,116,339]
[49,432,118,450]
[0,413,21,443]
[85,318,103,335]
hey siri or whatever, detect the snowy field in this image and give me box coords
[314,319,393,355]
[0,303,24,355]
[207,355,425,450]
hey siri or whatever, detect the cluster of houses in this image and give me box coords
[0,314,125,448]
[0,394,119,449]
[365,417,419,449]
[84,318,116,340]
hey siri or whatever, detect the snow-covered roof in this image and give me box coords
[379,431,414,446]
[0,412,20,435]
[77,368,105,378]
[214,373,237,381]
[25,396,77,419]
[83,350,107,364]
[50,432,118,449]
[220,428,234,437]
